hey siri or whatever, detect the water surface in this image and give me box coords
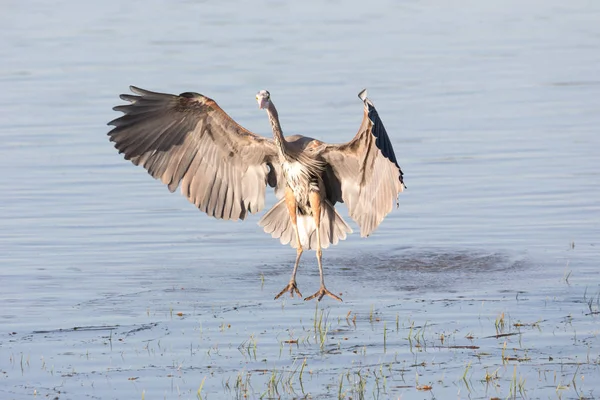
[1,0,599,398]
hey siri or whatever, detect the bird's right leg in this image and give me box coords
[275,187,303,299]
[275,247,303,299]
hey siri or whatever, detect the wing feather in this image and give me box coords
[319,90,405,237]
[108,86,281,220]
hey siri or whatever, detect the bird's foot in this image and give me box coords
[274,280,302,300]
[304,286,342,302]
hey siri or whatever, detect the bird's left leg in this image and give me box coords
[275,187,303,299]
[304,190,342,302]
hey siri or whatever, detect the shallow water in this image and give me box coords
[1,0,600,399]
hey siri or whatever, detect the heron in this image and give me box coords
[108,86,404,301]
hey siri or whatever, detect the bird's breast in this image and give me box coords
[283,161,306,185]
[283,161,312,209]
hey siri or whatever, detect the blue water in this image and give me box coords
[1,0,599,398]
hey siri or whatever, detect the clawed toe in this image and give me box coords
[304,286,342,302]
[274,281,302,300]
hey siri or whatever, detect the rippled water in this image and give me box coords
[1,0,599,399]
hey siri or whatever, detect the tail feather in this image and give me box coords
[260,198,297,248]
[258,199,353,250]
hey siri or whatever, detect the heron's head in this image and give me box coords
[256,90,271,109]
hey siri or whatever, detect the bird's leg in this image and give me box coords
[275,247,303,299]
[304,191,342,302]
[275,187,303,299]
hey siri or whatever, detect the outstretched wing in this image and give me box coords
[319,89,405,237]
[107,86,281,220]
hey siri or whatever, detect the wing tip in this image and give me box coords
[358,88,368,102]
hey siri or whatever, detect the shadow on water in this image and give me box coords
[326,247,531,295]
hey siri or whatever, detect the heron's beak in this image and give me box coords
[257,97,268,109]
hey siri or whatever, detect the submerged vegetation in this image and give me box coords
[4,283,598,399]
[2,252,599,399]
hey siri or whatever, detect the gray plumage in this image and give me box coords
[107,86,404,301]
[108,87,279,220]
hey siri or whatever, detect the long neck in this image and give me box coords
[266,101,289,158]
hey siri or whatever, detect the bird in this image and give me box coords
[107,86,404,301]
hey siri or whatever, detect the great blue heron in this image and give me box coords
[108,86,404,301]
